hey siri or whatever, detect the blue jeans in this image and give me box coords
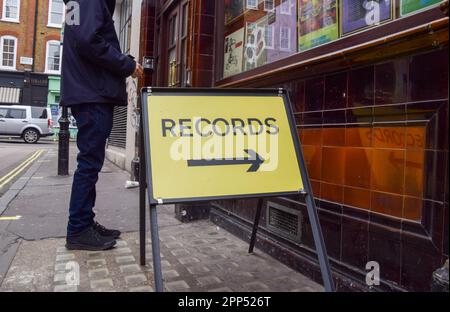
[67,103,114,236]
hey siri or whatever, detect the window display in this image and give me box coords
[225,0,244,24]
[223,0,298,76]
[223,28,245,78]
[341,0,393,35]
[219,0,442,79]
[298,0,339,52]
[400,0,441,16]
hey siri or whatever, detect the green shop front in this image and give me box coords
[47,76,77,139]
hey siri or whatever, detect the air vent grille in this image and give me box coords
[266,202,302,242]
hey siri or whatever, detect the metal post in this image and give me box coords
[248,198,264,254]
[149,204,164,292]
[58,106,70,176]
[139,113,146,266]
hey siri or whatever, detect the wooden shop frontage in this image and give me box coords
[138,0,449,291]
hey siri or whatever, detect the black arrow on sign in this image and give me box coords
[187,149,265,172]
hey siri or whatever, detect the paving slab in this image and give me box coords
[0,221,323,292]
[0,143,323,292]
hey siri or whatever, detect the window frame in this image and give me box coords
[246,0,258,10]
[280,0,291,15]
[47,0,65,28]
[1,0,20,23]
[264,24,275,50]
[279,26,291,51]
[118,0,133,54]
[263,0,275,12]
[45,40,63,74]
[0,35,18,70]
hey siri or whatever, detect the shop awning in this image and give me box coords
[0,87,21,104]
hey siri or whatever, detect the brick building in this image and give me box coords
[0,0,63,109]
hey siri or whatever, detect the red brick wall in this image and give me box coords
[0,0,61,73]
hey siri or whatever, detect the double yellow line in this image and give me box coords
[0,150,44,190]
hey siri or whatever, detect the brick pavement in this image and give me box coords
[0,145,323,292]
[1,213,323,292]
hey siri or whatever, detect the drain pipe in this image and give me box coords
[31,0,39,72]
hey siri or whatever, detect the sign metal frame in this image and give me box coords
[138,87,335,293]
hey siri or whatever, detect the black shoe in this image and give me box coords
[93,221,121,239]
[66,226,116,251]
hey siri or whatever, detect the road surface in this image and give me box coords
[0,139,56,197]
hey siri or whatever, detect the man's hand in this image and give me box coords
[132,63,144,79]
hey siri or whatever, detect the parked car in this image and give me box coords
[0,105,54,143]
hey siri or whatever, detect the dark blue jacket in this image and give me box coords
[60,0,136,107]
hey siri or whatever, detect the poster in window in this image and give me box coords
[298,0,339,52]
[400,0,441,16]
[223,28,245,78]
[225,0,245,24]
[244,17,269,71]
[266,2,297,63]
[341,0,393,35]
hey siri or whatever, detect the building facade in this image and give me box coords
[0,0,64,119]
[138,0,449,291]
[105,0,143,173]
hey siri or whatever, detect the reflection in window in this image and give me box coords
[341,0,393,35]
[223,0,298,77]
[264,0,274,12]
[264,25,274,50]
[298,0,338,51]
[280,27,290,50]
[221,0,440,79]
[280,0,291,15]
[246,0,257,10]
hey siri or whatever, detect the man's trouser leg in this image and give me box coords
[67,103,114,236]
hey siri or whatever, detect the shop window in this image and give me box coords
[168,13,178,86]
[180,2,190,86]
[219,0,440,80]
[223,0,298,77]
[163,0,190,87]
[400,0,442,16]
[1,0,20,23]
[118,0,133,54]
[298,0,339,52]
[340,0,393,36]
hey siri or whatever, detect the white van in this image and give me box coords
[0,105,54,143]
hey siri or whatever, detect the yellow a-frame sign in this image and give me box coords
[138,88,334,293]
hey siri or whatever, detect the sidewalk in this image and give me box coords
[0,146,323,292]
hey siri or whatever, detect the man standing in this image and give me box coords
[61,0,143,250]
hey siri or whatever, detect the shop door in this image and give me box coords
[165,1,189,87]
